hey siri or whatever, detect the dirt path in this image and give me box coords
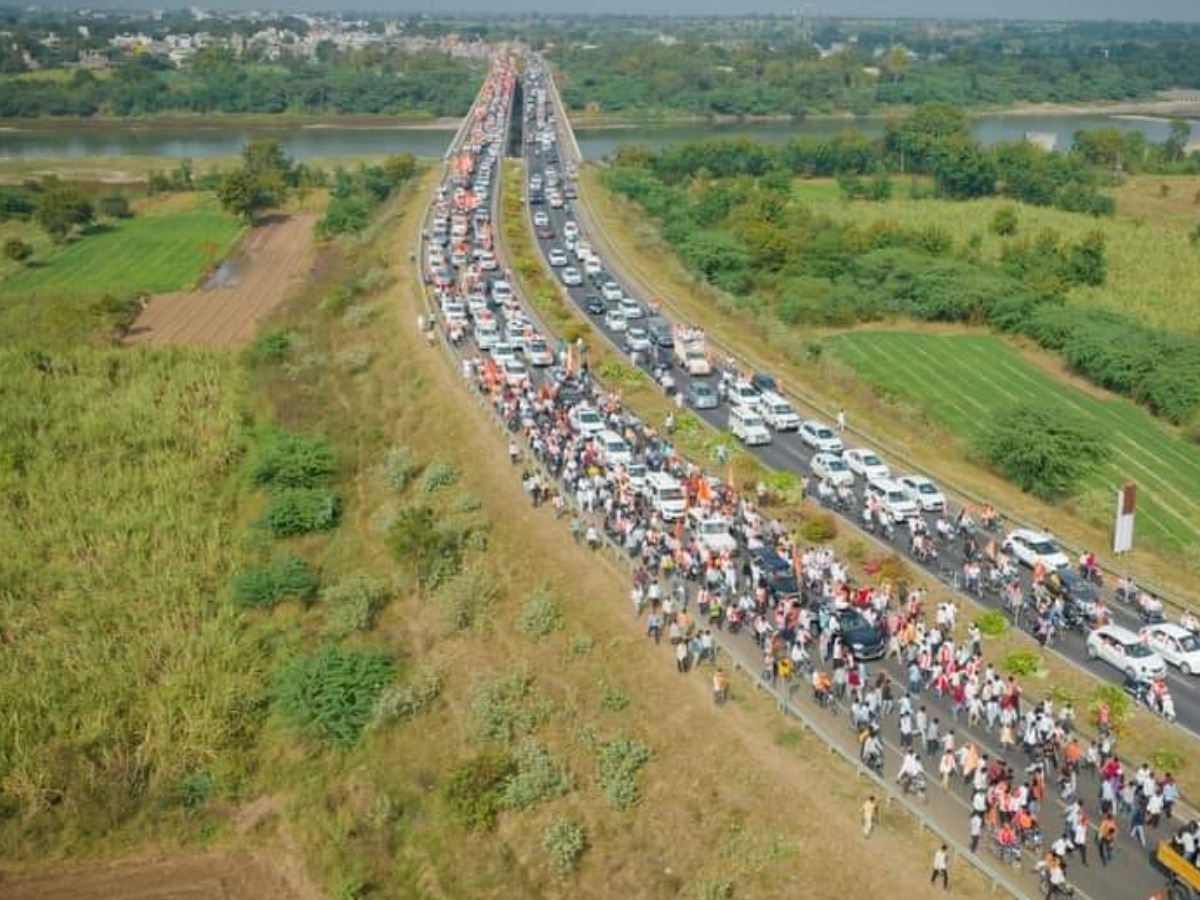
[125,213,318,349]
[0,847,320,900]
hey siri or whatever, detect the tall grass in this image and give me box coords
[0,345,262,856]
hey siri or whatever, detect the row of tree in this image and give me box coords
[604,140,1200,427]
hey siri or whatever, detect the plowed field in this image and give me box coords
[125,213,317,349]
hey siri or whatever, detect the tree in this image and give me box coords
[1065,229,1107,286]
[991,206,1019,236]
[1163,118,1192,163]
[382,152,417,186]
[216,168,269,222]
[932,137,997,199]
[33,179,94,242]
[3,238,32,264]
[974,404,1110,500]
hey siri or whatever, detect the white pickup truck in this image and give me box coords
[673,324,712,376]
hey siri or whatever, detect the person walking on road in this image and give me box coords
[862,795,878,838]
[837,408,847,432]
[931,844,949,890]
[1098,812,1117,866]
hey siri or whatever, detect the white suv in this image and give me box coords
[865,477,919,521]
[899,475,946,513]
[758,391,800,431]
[844,448,890,482]
[1003,529,1070,571]
[1087,624,1167,679]
[730,406,772,446]
[799,420,843,454]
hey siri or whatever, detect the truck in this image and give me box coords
[673,324,712,376]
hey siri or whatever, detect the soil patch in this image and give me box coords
[124,212,318,349]
[0,848,321,900]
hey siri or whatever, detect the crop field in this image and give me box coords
[0,345,259,858]
[828,330,1200,551]
[793,175,1200,335]
[0,195,244,345]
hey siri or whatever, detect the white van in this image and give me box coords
[597,429,633,467]
[729,405,771,446]
[475,321,499,350]
[758,391,800,431]
[645,471,687,521]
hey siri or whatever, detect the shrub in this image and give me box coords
[442,748,516,831]
[517,585,564,640]
[176,771,214,813]
[371,670,443,729]
[274,645,395,748]
[387,504,464,588]
[1151,748,1185,774]
[335,348,373,374]
[1003,650,1042,677]
[991,206,1019,236]
[501,738,571,810]
[542,817,587,876]
[471,669,552,747]
[250,431,337,489]
[1089,684,1133,736]
[567,635,595,660]
[974,404,1110,501]
[321,574,390,638]
[245,329,294,365]
[600,684,631,713]
[420,460,461,495]
[3,237,32,264]
[436,564,498,633]
[342,303,378,327]
[99,193,132,219]
[595,734,652,809]
[263,488,343,537]
[799,511,838,543]
[379,445,419,492]
[974,610,1008,638]
[231,554,318,608]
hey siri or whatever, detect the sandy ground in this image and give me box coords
[0,848,319,900]
[124,212,317,349]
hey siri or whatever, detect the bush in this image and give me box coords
[263,488,343,537]
[1089,684,1133,735]
[379,445,419,492]
[98,193,132,219]
[387,505,465,588]
[799,511,838,543]
[1003,650,1042,677]
[442,748,516,831]
[420,460,461,495]
[322,574,390,638]
[250,431,337,488]
[3,237,32,263]
[517,585,564,640]
[245,329,294,365]
[595,734,652,809]
[600,684,631,713]
[542,817,587,876]
[974,404,1110,500]
[974,610,1008,637]
[991,206,1018,236]
[500,738,571,810]
[471,669,552,747]
[231,554,319,608]
[176,771,214,813]
[274,645,395,748]
[436,565,498,633]
[371,670,442,729]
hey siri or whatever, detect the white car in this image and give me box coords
[625,327,652,353]
[491,280,514,304]
[757,391,800,431]
[618,297,644,319]
[799,420,844,454]
[532,210,549,227]
[527,339,554,367]
[561,267,582,286]
[477,250,498,271]
[584,257,603,277]
[865,477,920,521]
[1141,624,1200,676]
[1087,624,1167,679]
[604,309,628,332]
[726,381,762,410]
[569,405,606,437]
[502,359,529,387]
[563,221,579,241]
[899,475,946,513]
[574,240,592,261]
[489,341,517,365]
[844,448,890,483]
[811,452,854,488]
[690,513,738,555]
[1003,529,1071,571]
[601,281,624,302]
[547,247,568,267]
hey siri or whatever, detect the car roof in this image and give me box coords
[1095,624,1140,643]
[1146,623,1189,637]
[1010,528,1055,542]
[901,474,934,486]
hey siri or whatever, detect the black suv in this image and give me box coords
[833,609,886,660]
[748,547,799,599]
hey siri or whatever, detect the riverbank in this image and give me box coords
[0,113,462,132]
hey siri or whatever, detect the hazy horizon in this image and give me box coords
[20,0,1200,25]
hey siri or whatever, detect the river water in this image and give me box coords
[0,113,1193,161]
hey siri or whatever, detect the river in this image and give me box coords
[0,112,1193,161]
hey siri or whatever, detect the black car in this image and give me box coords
[751,371,778,395]
[686,381,719,410]
[584,295,607,316]
[645,316,673,349]
[749,547,799,599]
[1047,567,1099,605]
[834,609,886,660]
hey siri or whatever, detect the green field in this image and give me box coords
[828,330,1200,551]
[0,195,244,345]
[794,176,1200,336]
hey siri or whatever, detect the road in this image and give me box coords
[419,55,1178,900]
[521,61,1200,749]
